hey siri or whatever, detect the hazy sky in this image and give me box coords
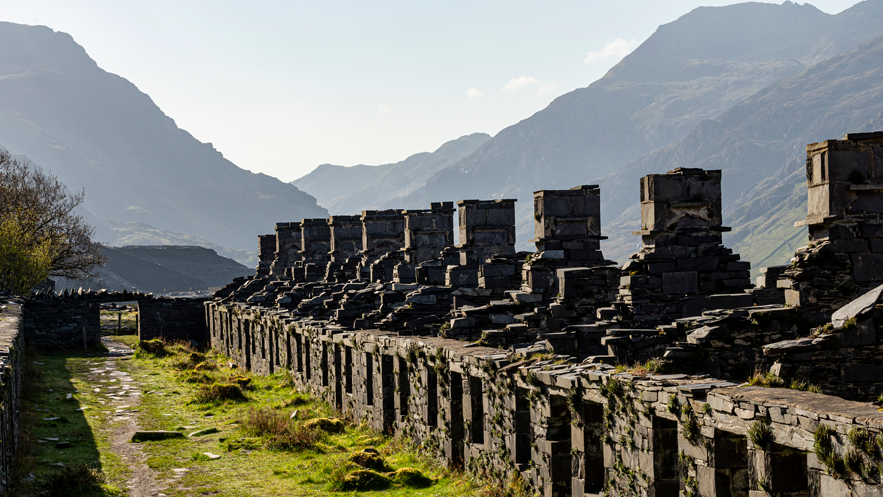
[0,1,863,182]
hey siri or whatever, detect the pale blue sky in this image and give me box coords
[0,1,863,182]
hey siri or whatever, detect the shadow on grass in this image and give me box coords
[11,344,125,497]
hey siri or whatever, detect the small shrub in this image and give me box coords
[605,378,624,398]
[844,449,864,476]
[681,417,698,443]
[138,339,167,356]
[747,421,773,448]
[281,393,311,407]
[242,407,289,437]
[228,375,252,389]
[348,450,389,471]
[40,463,105,496]
[267,424,326,451]
[181,371,213,384]
[814,424,843,476]
[680,402,693,417]
[667,394,679,414]
[746,370,784,388]
[848,428,878,457]
[388,467,432,488]
[631,358,670,376]
[222,438,261,452]
[341,469,392,491]
[193,362,216,371]
[194,383,247,403]
[303,417,345,434]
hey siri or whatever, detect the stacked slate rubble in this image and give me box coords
[269,222,301,279]
[785,132,883,321]
[616,168,753,326]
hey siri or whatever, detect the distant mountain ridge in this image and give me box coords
[56,245,252,293]
[393,0,883,258]
[291,133,490,215]
[0,22,328,251]
[597,34,883,269]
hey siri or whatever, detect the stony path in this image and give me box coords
[94,338,167,497]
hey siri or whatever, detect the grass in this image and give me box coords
[747,420,773,449]
[11,346,130,496]
[109,336,485,496]
[745,369,824,394]
[100,309,138,336]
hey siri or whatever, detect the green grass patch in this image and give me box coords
[119,339,482,496]
[13,336,486,496]
[10,347,130,496]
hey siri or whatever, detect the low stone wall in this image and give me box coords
[207,301,883,496]
[22,298,101,348]
[138,297,208,343]
[0,301,24,496]
[23,291,207,348]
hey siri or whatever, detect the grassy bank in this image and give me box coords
[14,336,494,496]
[12,346,131,496]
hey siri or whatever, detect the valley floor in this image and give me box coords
[12,337,487,497]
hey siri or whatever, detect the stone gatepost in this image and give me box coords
[524,185,614,299]
[786,131,883,318]
[446,199,516,288]
[395,202,455,283]
[358,209,406,282]
[256,233,276,276]
[269,222,302,279]
[403,202,455,264]
[457,199,516,265]
[616,168,752,325]
[327,215,363,282]
[329,215,363,263]
[299,218,332,282]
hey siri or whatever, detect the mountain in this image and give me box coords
[55,245,252,293]
[0,22,327,252]
[398,0,883,248]
[599,34,883,271]
[291,133,490,215]
[95,220,258,267]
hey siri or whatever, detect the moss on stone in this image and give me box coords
[347,450,388,471]
[388,467,433,488]
[341,469,392,491]
[303,417,344,434]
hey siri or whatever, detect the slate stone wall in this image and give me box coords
[786,133,883,321]
[207,301,883,496]
[138,297,208,343]
[23,291,207,347]
[0,301,24,496]
[22,298,101,348]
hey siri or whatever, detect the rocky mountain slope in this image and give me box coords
[0,22,327,251]
[55,245,251,293]
[598,34,883,270]
[394,1,883,252]
[291,133,490,215]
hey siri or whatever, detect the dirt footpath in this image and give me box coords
[96,338,167,497]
